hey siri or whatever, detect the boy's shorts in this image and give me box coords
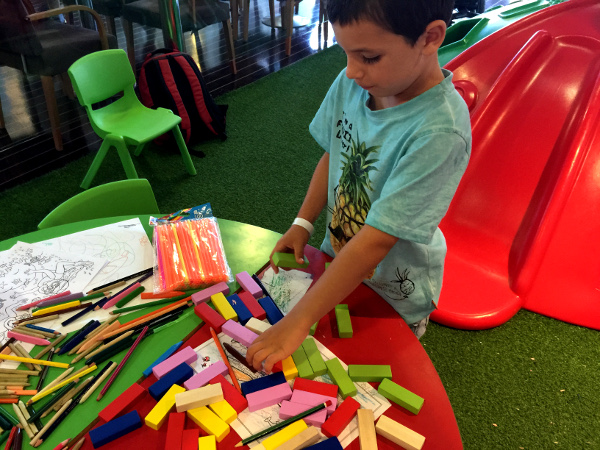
[409,315,430,339]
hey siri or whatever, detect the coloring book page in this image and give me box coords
[259,267,313,315]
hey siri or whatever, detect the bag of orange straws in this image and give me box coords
[150,203,233,293]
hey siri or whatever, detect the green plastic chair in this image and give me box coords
[68,48,197,189]
[38,179,160,229]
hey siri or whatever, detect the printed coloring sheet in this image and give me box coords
[259,267,313,314]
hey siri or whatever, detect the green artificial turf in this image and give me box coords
[1,44,599,449]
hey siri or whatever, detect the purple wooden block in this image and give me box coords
[183,360,229,390]
[246,382,292,412]
[221,320,258,347]
[279,400,327,427]
[191,282,230,305]
[290,390,337,416]
[152,346,198,379]
[235,272,263,299]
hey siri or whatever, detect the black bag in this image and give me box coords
[138,48,227,145]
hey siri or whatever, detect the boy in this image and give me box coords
[247,0,471,372]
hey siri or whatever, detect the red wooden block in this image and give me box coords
[194,303,226,333]
[98,383,147,423]
[321,396,361,438]
[165,412,186,450]
[181,428,201,450]
[293,377,339,398]
[209,374,248,414]
[238,291,267,320]
[272,360,283,373]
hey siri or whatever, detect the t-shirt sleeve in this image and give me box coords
[309,70,346,153]
[365,131,469,244]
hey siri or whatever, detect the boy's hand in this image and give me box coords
[246,317,309,372]
[269,225,311,274]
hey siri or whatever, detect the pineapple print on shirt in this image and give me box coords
[328,112,380,278]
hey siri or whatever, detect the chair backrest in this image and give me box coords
[0,0,43,56]
[68,49,135,107]
[38,179,160,229]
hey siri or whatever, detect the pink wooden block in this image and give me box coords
[235,272,262,299]
[152,346,198,379]
[246,382,293,412]
[279,400,327,427]
[103,283,141,309]
[238,291,267,320]
[6,331,50,346]
[191,282,230,305]
[221,320,258,347]
[290,390,337,416]
[183,360,229,390]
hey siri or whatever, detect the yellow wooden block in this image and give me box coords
[262,419,308,450]
[375,415,425,450]
[357,409,377,450]
[275,426,321,450]
[211,293,238,321]
[187,406,230,442]
[208,399,237,424]
[198,435,216,450]
[144,384,186,430]
[281,356,298,381]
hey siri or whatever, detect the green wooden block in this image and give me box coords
[347,364,392,382]
[325,357,357,398]
[301,338,327,377]
[272,252,309,269]
[292,346,314,379]
[334,304,353,338]
[325,262,331,269]
[309,322,318,336]
[378,378,424,415]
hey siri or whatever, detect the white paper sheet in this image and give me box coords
[259,267,313,315]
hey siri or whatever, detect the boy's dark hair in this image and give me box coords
[326,0,455,45]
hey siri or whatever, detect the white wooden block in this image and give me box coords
[375,415,425,450]
[245,317,271,335]
[357,409,378,450]
[175,384,224,413]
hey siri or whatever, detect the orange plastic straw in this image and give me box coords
[171,223,189,288]
[0,399,18,404]
[175,221,199,287]
[140,291,186,299]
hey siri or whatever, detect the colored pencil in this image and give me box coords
[5,332,49,347]
[35,349,54,391]
[28,365,96,404]
[223,342,257,373]
[17,291,70,311]
[13,315,59,326]
[0,355,68,369]
[29,399,72,447]
[33,333,68,359]
[209,327,242,394]
[79,362,116,403]
[86,268,153,294]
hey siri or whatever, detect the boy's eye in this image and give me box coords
[362,55,380,64]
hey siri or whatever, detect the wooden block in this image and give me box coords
[289,390,337,415]
[198,435,216,450]
[187,406,230,442]
[238,291,267,321]
[164,412,185,450]
[377,378,423,415]
[175,384,224,412]
[246,382,293,412]
[309,322,317,336]
[194,303,226,333]
[306,437,343,450]
[98,382,146,423]
[275,426,321,450]
[261,419,307,450]
[208,399,237,424]
[279,401,327,427]
[152,346,198,379]
[149,362,194,400]
[191,282,230,305]
[357,409,377,450]
[375,415,425,450]
[89,410,142,447]
[245,317,271,334]
[209,374,247,414]
[293,377,338,398]
[240,371,287,397]
[143,342,183,377]
[258,296,284,324]
[184,360,229,390]
[334,304,353,338]
[181,428,200,450]
[281,356,298,381]
[301,338,327,377]
[348,365,392,383]
[325,358,357,398]
[235,271,263,298]
[211,292,238,322]
[272,252,309,269]
[226,294,253,325]
[321,396,361,438]
[145,384,186,430]
[291,346,314,379]
[221,319,258,347]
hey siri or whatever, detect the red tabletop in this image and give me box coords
[78,246,462,449]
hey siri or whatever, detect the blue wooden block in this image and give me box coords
[306,437,343,449]
[142,341,183,377]
[148,362,194,401]
[258,296,284,325]
[240,371,287,397]
[227,294,253,325]
[89,410,142,448]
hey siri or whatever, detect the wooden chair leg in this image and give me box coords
[269,0,275,28]
[284,1,294,56]
[222,20,238,75]
[122,19,136,71]
[242,0,250,42]
[230,0,239,40]
[0,94,5,129]
[60,73,75,100]
[320,0,328,42]
[40,75,63,151]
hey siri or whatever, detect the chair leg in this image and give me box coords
[81,138,112,189]
[284,1,294,56]
[40,75,63,151]
[269,0,275,28]
[122,19,136,71]
[230,0,239,40]
[0,94,5,129]
[81,135,139,189]
[222,20,238,75]
[112,136,139,180]
[320,0,328,42]
[171,126,197,176]
[60,73,75,100]
[243,0,250,42]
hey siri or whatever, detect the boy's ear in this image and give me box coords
[421,20,447,55]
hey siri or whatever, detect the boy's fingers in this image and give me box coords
[294,246,305,265]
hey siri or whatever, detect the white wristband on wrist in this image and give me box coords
[293,218,314,237]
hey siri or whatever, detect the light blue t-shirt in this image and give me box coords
[309,68,471,324]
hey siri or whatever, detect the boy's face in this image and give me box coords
[333,19,440,107]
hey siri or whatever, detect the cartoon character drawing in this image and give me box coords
[391,268,415,299]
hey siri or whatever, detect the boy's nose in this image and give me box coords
[345,60,362,81]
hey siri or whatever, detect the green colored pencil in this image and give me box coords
[110,294,188,314]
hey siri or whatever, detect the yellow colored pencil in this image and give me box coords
[28,364,96,404]
[31,301,81,317]
[0,354,69,368]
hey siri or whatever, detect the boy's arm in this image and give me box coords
[248,224,398,372]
